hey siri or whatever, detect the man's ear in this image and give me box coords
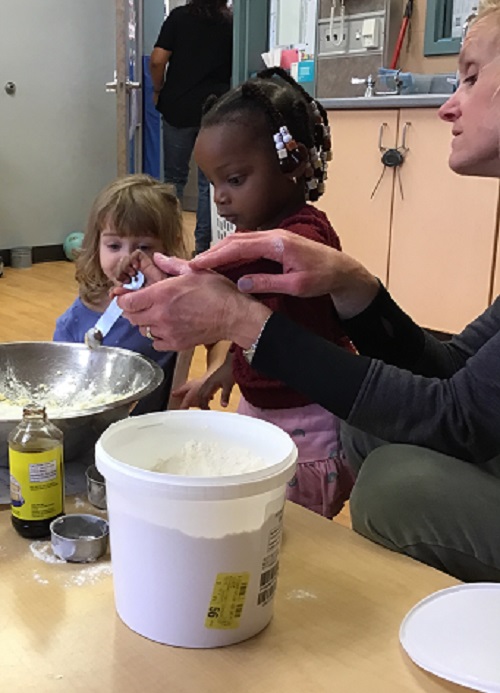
[283,143,309,180]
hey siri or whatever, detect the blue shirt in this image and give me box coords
[54,298,177,414]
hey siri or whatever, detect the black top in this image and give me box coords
[253,285,500,463]
[154,6,233,128]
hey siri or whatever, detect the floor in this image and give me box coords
[0,212,351,529]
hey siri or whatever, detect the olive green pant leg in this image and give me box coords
[341,425,500,581]
[340,423,387,476]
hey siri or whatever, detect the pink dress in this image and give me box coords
[238,397,355,519]
[220,204,356,520]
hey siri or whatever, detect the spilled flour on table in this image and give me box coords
[285,589,318,600]
[29,540,112,587]
[64,563,112,587]
[30,541,64,564]
[33,572,49,585]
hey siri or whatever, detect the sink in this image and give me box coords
[318,93,452,110]
[377,70,455,96]
[355,93,451,101]
[321,71,455,107]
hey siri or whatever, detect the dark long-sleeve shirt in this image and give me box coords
[253,285,500,464]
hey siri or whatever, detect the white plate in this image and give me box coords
[400,583,500,693]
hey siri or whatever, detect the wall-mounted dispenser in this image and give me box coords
[361,17,381,49]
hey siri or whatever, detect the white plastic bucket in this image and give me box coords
[95,410,297,648]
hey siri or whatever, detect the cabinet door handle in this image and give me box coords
[378,122,388,151]
[400,121,411,151]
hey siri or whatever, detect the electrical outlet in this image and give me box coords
[347,15,385,53]
[318,13,385,57]
[317,20,348,55]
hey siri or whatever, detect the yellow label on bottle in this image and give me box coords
[205,572,249,630]
[9,447,64,521]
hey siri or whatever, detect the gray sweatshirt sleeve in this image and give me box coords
[341,283,478,376]
[348,298,500,462]
[253,292,500,464]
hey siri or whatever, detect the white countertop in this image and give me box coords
[319,94,450,109]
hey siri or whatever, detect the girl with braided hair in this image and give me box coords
[189,69,355,519]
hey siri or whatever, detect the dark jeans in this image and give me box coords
[341,422,500,582]
[162,120,211,254]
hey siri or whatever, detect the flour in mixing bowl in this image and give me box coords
[152,440,266,476]
[0,372,135,418]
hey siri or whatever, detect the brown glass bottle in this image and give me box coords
[8,404,65,538]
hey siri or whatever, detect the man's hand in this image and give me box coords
[190,229,379,319]
[116,257,272,352]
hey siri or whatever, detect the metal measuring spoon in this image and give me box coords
[85,271,145,349]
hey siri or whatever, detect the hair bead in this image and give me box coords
[201,66,333,201]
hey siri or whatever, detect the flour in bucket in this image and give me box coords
[96,410,297,648]
[149,439,266,476]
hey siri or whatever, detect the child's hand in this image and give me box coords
[170,377,207,410]
[114,250,166,289]
[199,360,235,409]
[172,360,235,410]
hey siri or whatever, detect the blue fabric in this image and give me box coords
[54,298,177,414]
[162,120,212,253]
[142,56,161,179]
[377,68,413,95]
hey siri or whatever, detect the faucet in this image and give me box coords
[351,71,403,97]
[351,74,376,97]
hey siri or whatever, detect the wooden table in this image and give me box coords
[0,499,472,693]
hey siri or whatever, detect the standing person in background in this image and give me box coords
[150,0,233,255]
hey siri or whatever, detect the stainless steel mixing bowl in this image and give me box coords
[0,342,164,467]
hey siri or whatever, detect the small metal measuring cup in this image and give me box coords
[50,514,109,563]
[86,464,107,510]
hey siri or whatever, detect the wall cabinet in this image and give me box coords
[317,108,500,334]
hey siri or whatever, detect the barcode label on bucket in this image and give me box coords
[257,560,280,607]
[205,572,249,630]
[257,509,284,607]
[257,582,277,606]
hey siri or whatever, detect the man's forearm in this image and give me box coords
[149,63,165,93]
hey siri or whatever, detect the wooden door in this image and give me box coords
[389,109,499,334]
[316,109,398,283]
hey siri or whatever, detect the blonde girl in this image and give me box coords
[54,174,226,412]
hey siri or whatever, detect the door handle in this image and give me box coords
[125,79,141,92]
[105,70,118,93]
[105,74,141,93]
